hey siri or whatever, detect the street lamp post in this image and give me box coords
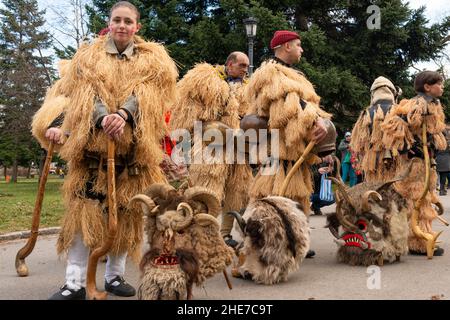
[243,17,258,76]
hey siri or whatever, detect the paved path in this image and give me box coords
[1,195,450,300]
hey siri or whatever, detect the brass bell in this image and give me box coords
[128,165,140,176]
[312,118,337,157]
[383,149,392,160]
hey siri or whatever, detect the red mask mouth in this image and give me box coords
[341,233,371,249]
[152,254,179,267]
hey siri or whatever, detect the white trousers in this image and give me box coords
[65,233,127,290]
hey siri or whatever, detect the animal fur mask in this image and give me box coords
[130,184,233,299]
[325,164,416,266]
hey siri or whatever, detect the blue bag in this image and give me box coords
[319,173,335,202]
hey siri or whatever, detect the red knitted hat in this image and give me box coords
[270,30,300,49]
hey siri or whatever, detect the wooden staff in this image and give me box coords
[223,270,232,290]
[15,142,55,277]
[411,123,442,259]
[279,141,315,197]
[86,139,118,300]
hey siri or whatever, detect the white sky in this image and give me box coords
[407,0,450,21]
[406,0,450,74]
[35,0,450,74]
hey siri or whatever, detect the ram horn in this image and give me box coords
[184,187,221,217]
[328,177,358,232]
[227,211,246,235]
[193,213,220,228]
[128,195,157,216]
[327,177,353,206]
[335,199,358,233]
[172,202,194,231]
[361,191,382,212]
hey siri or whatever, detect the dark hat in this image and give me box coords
[270,30,300,49]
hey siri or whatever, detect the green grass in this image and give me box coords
[0,176,64,234]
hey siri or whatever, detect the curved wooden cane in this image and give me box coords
[279,141,315,197]
[411,123,443,259]
[86,139,118,299]
[15,142,55,277]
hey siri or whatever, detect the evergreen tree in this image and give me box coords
[85,0,450,129]
[0,0,54,182]
[256,0,450,128]
[87,0,289,74]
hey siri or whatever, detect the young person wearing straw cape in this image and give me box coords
[382,71,447,258]
[31,1,178,299]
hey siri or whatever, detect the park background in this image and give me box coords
[1,0,450,233]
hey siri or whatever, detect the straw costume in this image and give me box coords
[244,57,330,214]
[32,60,71,153]
[170,63,253,238]
[382,93,446,253]
[351,76,400,183]
[32,35,178,261]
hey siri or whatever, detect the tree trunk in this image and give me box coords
[27,164,31,179]
[12,158,18,183]
[3,166,7,179]
[38,148,46,183]
[296,11,309,32]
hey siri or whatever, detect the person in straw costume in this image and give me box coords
[381,71,446,256]
[170,52,253,248]
[243,30,332,258]
[31,1,178,299]
[351,76,402,183]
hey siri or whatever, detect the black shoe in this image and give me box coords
[105,276,136,297]
[439,190,447,196]
[306,249,316,258]
[48,285,86,300]
[313,207,323,215]
[223,234,238,248]
[434,247,445,256]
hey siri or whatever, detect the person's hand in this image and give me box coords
[112,127,124,140]
[102,113,126,138]
[318,167,329,175]
[327,163,334,173]
[45,128,63,144]
[312,117,328,143]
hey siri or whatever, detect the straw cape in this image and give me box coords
[244,59,331,213]
[31,35,178,261]
[32,60,71,153]
[382,94,446,252]
[170,63,253,214]
[351,77,399,183]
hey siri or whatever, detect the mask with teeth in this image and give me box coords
[130,184,234,300]
[326,177,410,266]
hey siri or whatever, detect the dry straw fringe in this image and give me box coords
[170,62,252,213]
[245,60,331,213]
[33,35,178,258]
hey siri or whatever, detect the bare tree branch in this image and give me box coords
[44,0,91,50]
